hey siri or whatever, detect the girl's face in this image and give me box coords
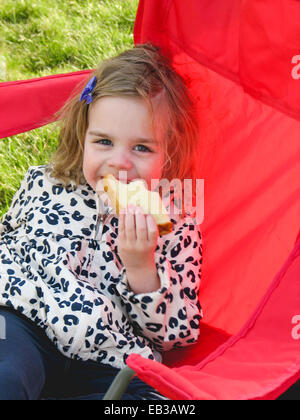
[83,96,164,191]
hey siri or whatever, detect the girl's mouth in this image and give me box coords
[100,175,133,184]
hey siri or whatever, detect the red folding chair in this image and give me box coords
[1,0,299,400]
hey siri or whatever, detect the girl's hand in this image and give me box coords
[117,204,159,272]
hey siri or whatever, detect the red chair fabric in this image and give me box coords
[128,235,300,399]
[126,0,300,399]
[0,70,92,138]
[0,0,299,400]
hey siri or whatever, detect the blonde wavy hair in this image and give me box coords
[48,43,199,213]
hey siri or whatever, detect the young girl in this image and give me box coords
[0,44,203,400]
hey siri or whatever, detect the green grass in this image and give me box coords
[0,0,139,218]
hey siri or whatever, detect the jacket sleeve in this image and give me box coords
[0,168,33,237]
[116,216,203,352]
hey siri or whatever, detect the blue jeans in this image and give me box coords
[0,307,165,400]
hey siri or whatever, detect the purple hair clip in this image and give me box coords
[79,76,97,105]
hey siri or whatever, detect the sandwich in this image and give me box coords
[97,174,173,236]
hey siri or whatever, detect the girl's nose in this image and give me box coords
[107,152,133,171]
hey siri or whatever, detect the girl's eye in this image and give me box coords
[96,139,111,145]
[95,139,152,153]
[135,144,152,153]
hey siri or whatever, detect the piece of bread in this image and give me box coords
[98,174,173,236]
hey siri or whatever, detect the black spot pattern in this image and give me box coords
[0,165,203,368]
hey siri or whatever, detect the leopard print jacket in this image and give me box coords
[0,166,203,369]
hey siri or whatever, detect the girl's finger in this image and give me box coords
[118,209,126,240]
[125,205,137,241]
[146,214,158,241]
[135,206,148,242]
